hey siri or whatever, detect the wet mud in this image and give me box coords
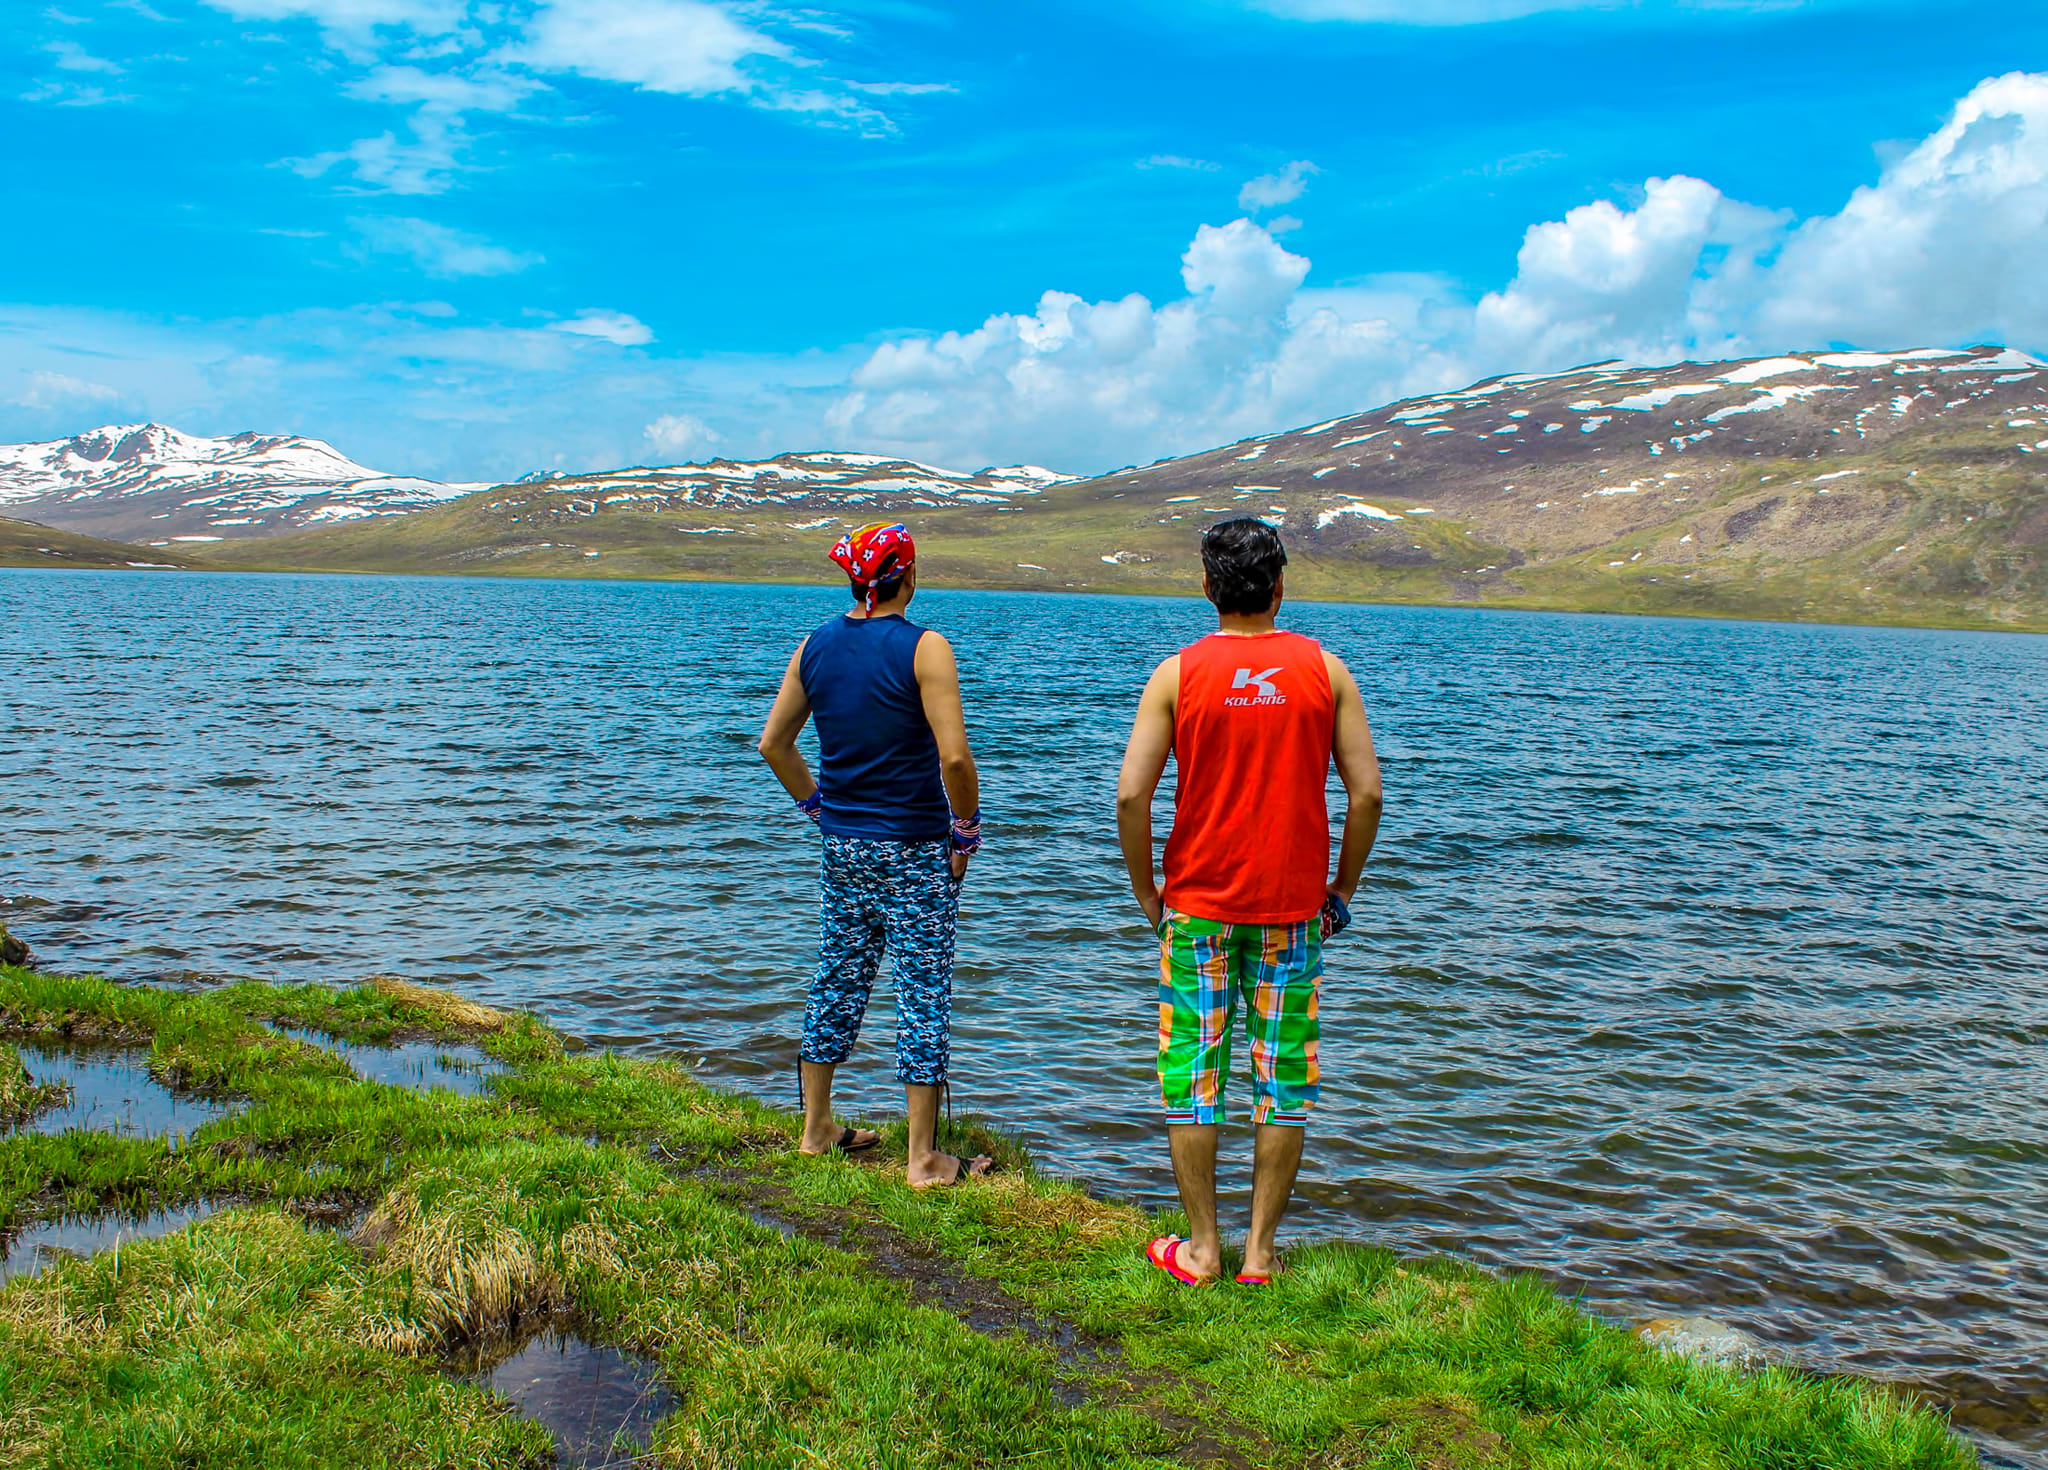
[677,1158,1274,1470]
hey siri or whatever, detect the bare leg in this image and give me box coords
[904,1083,991,1187]
[797,1061,877,1155]
[1166,1123,1223,1279]
[1244,1123,1304,1277]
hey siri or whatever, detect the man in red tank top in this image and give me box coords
[1117,519,1384,1286]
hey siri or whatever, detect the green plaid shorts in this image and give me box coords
[1156,909,1322,1127]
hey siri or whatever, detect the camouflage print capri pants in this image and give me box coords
[801,835,960,1087]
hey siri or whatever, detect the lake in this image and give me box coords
[4,568,2044,1463]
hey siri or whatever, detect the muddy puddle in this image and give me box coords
[454,1328,674,1468]
[1,1201,220,1281]
[7,1043,232,1140]
[276,1027,501,1096]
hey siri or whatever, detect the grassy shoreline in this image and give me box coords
[0,962,1979,1469]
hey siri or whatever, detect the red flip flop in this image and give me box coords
[1235,1253,1283,1286]
[1145,1236,1215,1286]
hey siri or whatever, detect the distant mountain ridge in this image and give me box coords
[1068,345,2048,607]
[0,424,490,544]
[8,347,2044,632]
[1088,347,2048,547]
[0,426,1075,545]
[499,450,1073,513]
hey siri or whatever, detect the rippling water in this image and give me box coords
[5,569,2045,1460]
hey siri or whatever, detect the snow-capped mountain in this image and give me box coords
[502,450,1073,514]
[0,424,488,543]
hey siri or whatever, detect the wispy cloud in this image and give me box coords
[505,0,778,95]
[14,369,124,412]
[1139,154,1222,172]
[206,0,940,193]
[349,216,543,277]
[1247,0,1862,20]
[645,411,716,454]
[45,39,122,72]
[550,308,653,345]
[283,63,545,194]
[22,37,132,105]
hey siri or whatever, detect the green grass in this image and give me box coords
[0,518,198,572]
[0,964,1979,1468]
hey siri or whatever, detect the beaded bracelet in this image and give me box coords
[949,809,983,854]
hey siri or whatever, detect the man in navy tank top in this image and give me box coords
[757,523,994,1187]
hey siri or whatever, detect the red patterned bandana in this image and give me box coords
[830,522,915,610]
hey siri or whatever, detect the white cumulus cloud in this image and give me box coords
[814,72,2048,471]
[1471,174,1786,370]
[1755,70,2048,351]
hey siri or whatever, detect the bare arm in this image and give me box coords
[1324,651,1383,901]
[1115,655,1180,930]
[756,640,816,801]
[915,631,980,875]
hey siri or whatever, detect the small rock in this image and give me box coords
[0,923,29,968]
[1636,1315,1772,1369]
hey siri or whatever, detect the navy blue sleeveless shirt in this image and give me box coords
[799,613,951,842]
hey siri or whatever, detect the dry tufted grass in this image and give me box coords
[348,1177,566,1352]
[972,1172,1150,1250]
[367,976,515,1033]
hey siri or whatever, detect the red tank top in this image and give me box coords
[1162,630,1335,925]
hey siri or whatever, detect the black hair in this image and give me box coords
[850,571,907,604]
[1201,517,1288,615]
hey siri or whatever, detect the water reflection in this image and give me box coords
[7,1044,231,1141]
[274,1026,500,1096]
[470,1330,673,1468]
[0,1202,219,1281]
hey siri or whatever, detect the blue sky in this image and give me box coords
[7,0,2048,479]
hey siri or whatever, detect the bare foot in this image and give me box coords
[1177,1238,1225,1281]
[907,1150,993,1189]
[798,1124,879,1156]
